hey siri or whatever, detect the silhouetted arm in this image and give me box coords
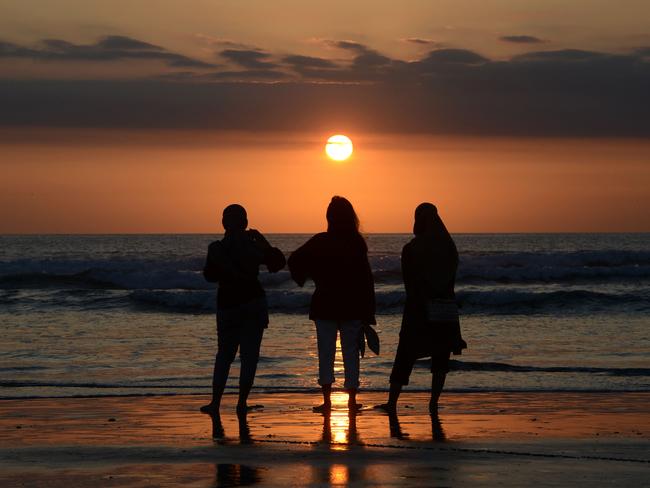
[203,241,223,283]
[248,229,286,273]
[287,239,313,287]
[203,240,248,283]
[265,247,286,273]
[401,243,417,297]
[361,254,377,325]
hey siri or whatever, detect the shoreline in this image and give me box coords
[4,387,649,400]
[1,392,648,486]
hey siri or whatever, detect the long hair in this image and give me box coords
[326,196,360,235]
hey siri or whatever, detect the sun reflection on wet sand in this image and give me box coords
[329,464,349,485]
[323,391,360,450]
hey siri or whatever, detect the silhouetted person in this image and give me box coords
[288,196,376,413]
[201,204,285,414]
[376,203,466,414]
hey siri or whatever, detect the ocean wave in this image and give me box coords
[457,289,649,313]
[1,250,649,292]
[125,288,648,314]
[443,360,650,377]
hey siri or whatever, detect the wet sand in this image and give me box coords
[1,392,648,486]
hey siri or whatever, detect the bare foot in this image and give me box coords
[236,403,264,414]
[313,403,332,413]
[200,403,220,414]
[373,403,396,414]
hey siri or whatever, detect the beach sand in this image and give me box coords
[1,392,648,487]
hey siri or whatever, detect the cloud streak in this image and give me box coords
[500,35,546,44]
[0,35,215,68]
[1,37,649,137]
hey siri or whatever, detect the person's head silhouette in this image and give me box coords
[222,204,248,232]
[326,196,359,234]
[413,202,438,235]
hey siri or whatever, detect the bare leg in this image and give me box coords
[314,321,336,413]
[237,325,265,413]
[429,372,447,414]
[313,383,332,413]
[237,383,252,412]
[374,382,401,413]
[201,318,237,414]
[347,388,362,412]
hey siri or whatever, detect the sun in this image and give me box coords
[325,134,353,162]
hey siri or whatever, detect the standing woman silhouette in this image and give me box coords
[377,203,466,414]
[288,196,376,413]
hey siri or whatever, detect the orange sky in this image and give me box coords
[1,129,648,233]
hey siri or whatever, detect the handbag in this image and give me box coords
[425,298,459,322]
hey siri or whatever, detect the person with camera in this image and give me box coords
[200,204,285,414]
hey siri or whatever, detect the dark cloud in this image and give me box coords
[418,48,489,66]
[635,47,650,57]
[327,40,371,54]
[0,36,214,68]
[352,51,392,67]
[208,69,291,80]
[403,38,440,45]
[283,54,338,69]
[220,49,277,69]
[95,35,163,51]
[500,35,545,44]
[1,39,649,137]
[513,49,605,62]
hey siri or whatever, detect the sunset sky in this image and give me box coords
[1,1,649,233]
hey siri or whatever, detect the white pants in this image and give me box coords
[315,320,363,389]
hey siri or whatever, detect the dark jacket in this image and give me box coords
[401,232,466,356]
[402,233,457,304]
[203,230,285,310]
[288,232,376,324]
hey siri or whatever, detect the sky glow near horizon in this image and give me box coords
[1,1,649,233]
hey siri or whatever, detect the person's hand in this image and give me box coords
[248,229,271,248]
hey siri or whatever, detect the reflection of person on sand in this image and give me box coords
[319,410,361,447]
[376,203,466,415]
[314,411,364,484]
[288,196,376,413]
[386,411,446,441]
[214,463,263,486]
[431,413,446,442]
[209,410,253,443]
[200,204,286,415]
[387,412,409,440]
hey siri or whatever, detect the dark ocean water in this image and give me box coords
[1,233,648,398]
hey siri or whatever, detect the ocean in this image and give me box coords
[1,233,648,399]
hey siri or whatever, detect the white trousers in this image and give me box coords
[315,319,363,389]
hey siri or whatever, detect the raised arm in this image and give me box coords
[248,229,286,273]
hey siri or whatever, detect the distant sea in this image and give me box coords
[1,233,648,398]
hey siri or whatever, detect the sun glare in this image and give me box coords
[325,134,353,162]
